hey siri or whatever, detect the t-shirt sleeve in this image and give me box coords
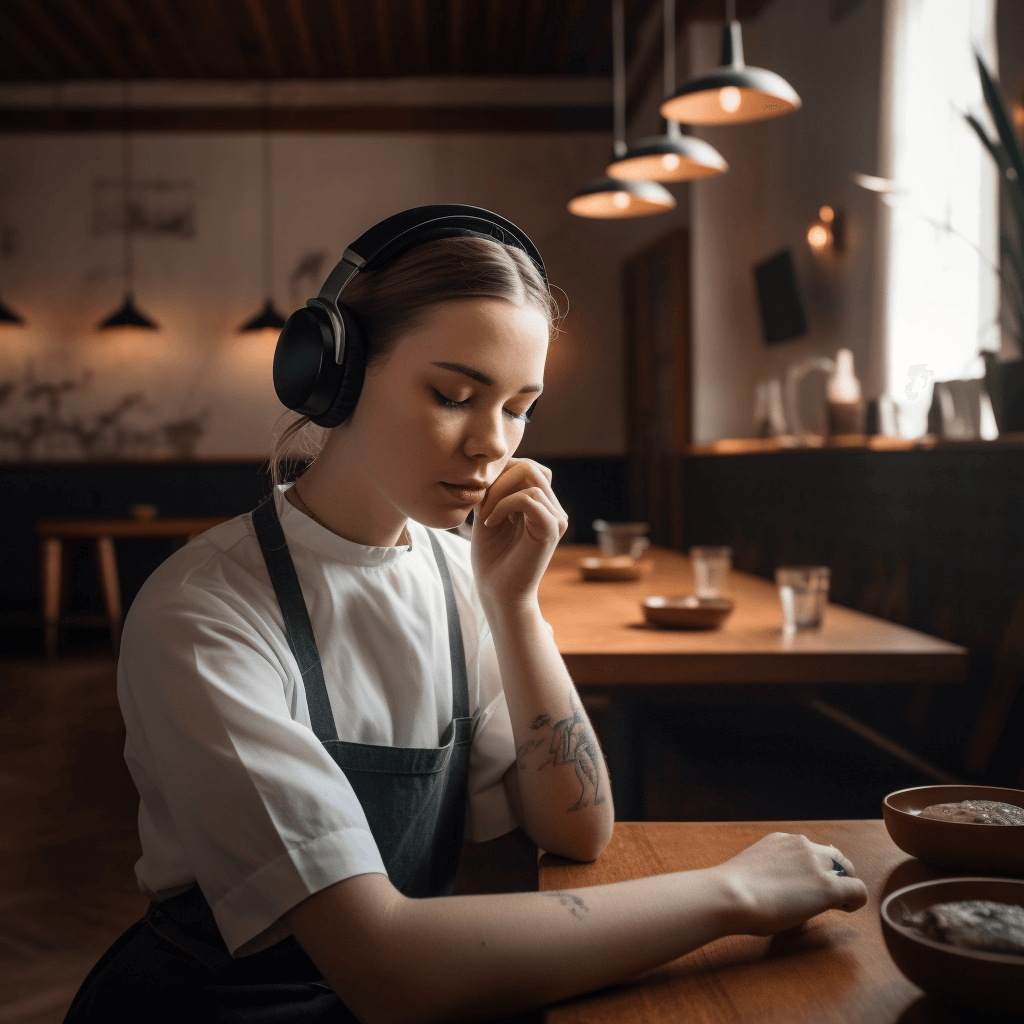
[118,582,388,956]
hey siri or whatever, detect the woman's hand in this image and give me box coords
[714,832,869,936]
[471,458,568,611]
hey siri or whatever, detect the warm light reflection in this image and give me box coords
[819,205,835,223]
[1014,104,1024,130]
[719,86,741,113]
[807,224,829,249]
[661,153,681,171]
[612,191,630,209]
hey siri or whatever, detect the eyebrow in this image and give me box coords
[431,361,543,394]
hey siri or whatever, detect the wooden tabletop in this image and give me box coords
[540,820,953,1024]
[539,545,967,685]
[35,516,234,539]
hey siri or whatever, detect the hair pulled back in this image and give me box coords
[268,235,557,487]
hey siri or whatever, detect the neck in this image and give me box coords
[286,428,409,547]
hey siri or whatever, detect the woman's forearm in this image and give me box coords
[484,601,614,861]
[289,866,745,1024]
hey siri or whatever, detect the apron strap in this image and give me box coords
[251,493,339,742]
[426,530,470,722]
[252,490,471,740]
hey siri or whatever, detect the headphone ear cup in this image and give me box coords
[309,304,367,428]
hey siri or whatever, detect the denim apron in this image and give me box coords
[64,492,474,1022]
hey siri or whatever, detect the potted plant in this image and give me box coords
[966,55,1024,433]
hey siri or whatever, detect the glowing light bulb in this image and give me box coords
[819,205,835,223]
[1014,104,1024,129]
[807,224,829,250]
[719,87,741,113]
[613,191,630,209]
[661,153,681,171]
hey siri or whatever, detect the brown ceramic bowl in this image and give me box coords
[579,557,652,582]
[641,596,734,629]
[882,785,1024,876]
[880,877,1024,1014]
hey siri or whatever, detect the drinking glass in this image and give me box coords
[775,566,830,629]
[690,546,732,599]
[592,520,650,559]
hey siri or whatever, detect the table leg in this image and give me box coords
[39,537,63,660]
[602,694,646,821]
[94,536,123,656]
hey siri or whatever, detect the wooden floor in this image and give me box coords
[0,648,937,1024]
[0,654,147,1024]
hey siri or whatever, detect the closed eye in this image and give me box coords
[432,388,531,424]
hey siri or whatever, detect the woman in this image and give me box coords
[65,208,867,1024]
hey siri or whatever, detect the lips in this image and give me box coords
[440,481,488,503]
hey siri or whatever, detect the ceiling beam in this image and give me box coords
[0,9,59,77]
[410,0,430,75]
[448,0,465,75]
[286,0,319,77]
[11,0,97,77]
[329,0,359,77]
[148,0,204,77]
[0,106,612,132]
[106,0,170,78]
[188,0,248,77]
[57,0,126,75]
[243,0,284,77]
[371,0,394,76]
[518,0,548,75]
[554,0,587,74]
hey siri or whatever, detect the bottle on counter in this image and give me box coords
[826,348,866,436]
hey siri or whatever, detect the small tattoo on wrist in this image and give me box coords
[542,891,590,921]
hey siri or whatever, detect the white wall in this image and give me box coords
[0,125,685,460]
[685,0,885,441]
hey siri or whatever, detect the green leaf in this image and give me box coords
[966,113,1024,227]
[976,52,1024,189]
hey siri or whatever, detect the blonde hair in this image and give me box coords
[267,235,558,487]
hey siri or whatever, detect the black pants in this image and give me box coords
[63,888,357,1023]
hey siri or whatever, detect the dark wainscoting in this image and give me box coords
[0,456,628,653]
[683,446,1024,786]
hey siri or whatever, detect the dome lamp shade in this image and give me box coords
[606,122,727,181]
[240,298,287,332]
[660,13,801,126]
[0,292,24,324]
[568,176,676,219]
[99,293,158,330]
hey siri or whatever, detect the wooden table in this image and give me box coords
[540,820,956,1024]
[35,516,233,658]
[539,546,968,817]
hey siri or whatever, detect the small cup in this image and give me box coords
[592,520,650,559]
[690,545,732,599]
[775,565,830,630]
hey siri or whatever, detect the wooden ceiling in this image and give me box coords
[0,0,771,82]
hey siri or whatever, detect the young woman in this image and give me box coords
[65,208,867,1024]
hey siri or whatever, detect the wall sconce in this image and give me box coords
[806,205,845,254]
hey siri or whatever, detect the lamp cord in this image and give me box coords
[725,0,736,24]
[120,77,133,298]
[612,0,626,158]
[663,0,675,99]
[261,82,273,303]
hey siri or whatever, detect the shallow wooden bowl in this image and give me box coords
[579,556,651,582]
[641,596,734,629]
[882,785,1024,876]
[880,877,1024,1014]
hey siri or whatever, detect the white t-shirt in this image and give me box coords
[117,482,519,956]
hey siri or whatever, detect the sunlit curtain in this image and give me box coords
[879,0,998,437]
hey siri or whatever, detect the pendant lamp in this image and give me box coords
[0,292,24,325]
[569,0,674,219]
[99,81,158,331]
[606,0,727,182]
[660,0,801,126]
[239,96,286,334]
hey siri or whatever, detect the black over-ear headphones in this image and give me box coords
[273,204,548,429]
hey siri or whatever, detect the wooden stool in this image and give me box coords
[34,516,233,659]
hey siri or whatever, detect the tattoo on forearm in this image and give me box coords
[542,891,590,921]
[516,695,605,811]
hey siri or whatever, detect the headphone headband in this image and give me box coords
[274,204,547,428]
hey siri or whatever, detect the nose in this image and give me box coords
[464,405,508,463]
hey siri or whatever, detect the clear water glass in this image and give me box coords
[690,546,732,599]
[592,520,650,559]
[775,566,831,630]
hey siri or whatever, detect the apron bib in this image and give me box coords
[65,492,473,1022]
